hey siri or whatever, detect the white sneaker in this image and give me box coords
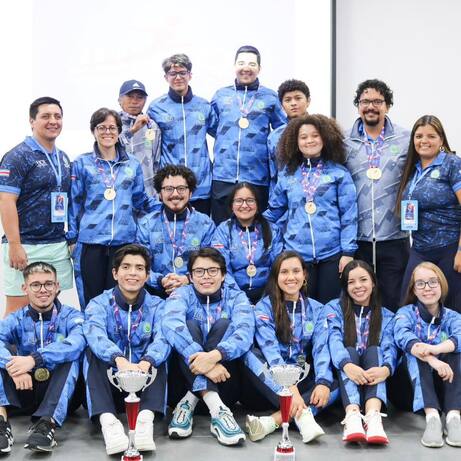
[364,411,388,445]
[135,410,156,452]
[341,411,366,443]
[245,415,277,442]
[295,408,325,443]
[101,416,129,455]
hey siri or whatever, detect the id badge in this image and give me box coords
[51,192,68,223]
[401,200,418,231]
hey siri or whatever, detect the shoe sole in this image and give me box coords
[135,441,156,452]
[421,439,444,448]
[446,438,461,447]
[245,417,266,442]
[343,432,367,443]
[168,426,193,439]
[0,445,12,454]
[210,425,245,446]
[24,441,57,452]
[302,429,325,443]
[367,435,389,445]
[105,441,129,455]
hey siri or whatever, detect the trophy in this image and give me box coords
[267,363,310,461]
[107,369,157,461]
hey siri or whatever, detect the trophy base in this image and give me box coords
[274,446,295,461]
[122,451,142,461]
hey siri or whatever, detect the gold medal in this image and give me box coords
[145,128,155,141]
[238,117,250,129]
[304,201,317,215]
[367,167,382,180]
[34,368,50,382]
[104,188,117,201]
[174,256,184,269]
[246,264,257,277]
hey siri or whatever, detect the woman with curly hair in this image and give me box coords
[265,114,358,303]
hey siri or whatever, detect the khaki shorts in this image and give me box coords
[2,242,73,296]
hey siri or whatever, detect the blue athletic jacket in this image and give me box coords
[67,144,158,245]
[136,206,216,289]
[84,286,170,366]
[265,159,358,262]
[0,300,85,370]
[211,79,286,186]
[211,218,283,294]
[148,87,216,200]
[325,298,397,373]
[253,295,333,387]
[267,123,286,193]
[394,303,461,353]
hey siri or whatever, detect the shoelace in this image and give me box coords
[174,401,192,422]
[0,419,11,434]
[29,419,54,436]
[364,411,387,429]
[341,411,365,426]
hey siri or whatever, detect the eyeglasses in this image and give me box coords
[161,185,189,195]
[191,267,221,278]
[233,198,257,206]
[29,281,56,292]
[358,99,385,107]
[414,278,440,290]
[96,125,118,134]
[166,71,189,78]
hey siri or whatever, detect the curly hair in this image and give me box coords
[277,114,346,174]
[353,79,393,107]
[162,53,192,73]
[153,164,197,193]
[277,79,310,102]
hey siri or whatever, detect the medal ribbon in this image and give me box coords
[289,296,307,359]
[415,307,441,344]
[238,225,259,265]
[355,308,371,354]
[361,124,385,169]
[235,86,256,117]
[163,209,191,262]
[112,295,144,353]
[301,159,324,203]
[94,155,119,190]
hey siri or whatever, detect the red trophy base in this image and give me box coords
[122,398,142,461]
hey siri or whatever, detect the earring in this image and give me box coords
[302,279,308,287]
[439,145,444,152]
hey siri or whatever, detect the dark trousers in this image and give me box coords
[306,254,342,304]
[80,244,124,308]
[355,238,409,312]
[190,198,211,216]
[211,180,269,225]
[168,319,241,409]
[401,242,461,313]
[84,348,167,418]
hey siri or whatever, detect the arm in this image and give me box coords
[211,222,233,275]
[337,169,358,257]
[269,224,284,264]
[454,189,461,272]
[311,304,333,387]
[132,161,159,213]
[67,159,84,244]
[270,97,287,130]
[325,302,352,370]
[263,175,289,223]
[200,216,217,247]
[393,307,421,353]
[0,313,19,368]
[380,313,398,374]
[206,102,218,138]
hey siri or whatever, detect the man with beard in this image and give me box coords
[344,79,410,311]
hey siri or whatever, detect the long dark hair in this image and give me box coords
[396,115,451,214]
[228,182,272,250]
[265,251,308,344]
[340,260,382,348]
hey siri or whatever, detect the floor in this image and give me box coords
[6,404,461,461]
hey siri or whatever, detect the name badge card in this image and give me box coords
[51,192,68,223]
[401,200,418,231]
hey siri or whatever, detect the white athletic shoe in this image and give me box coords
[295,408,325,443]
[135,410,156,452]
[245,415,277,442]
[364,411,388,445]
[341,410,366,443]
[101,416,129,455]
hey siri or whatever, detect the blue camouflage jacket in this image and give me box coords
[325,298,397,373]
[84,286,170,366]
[267,123,286,194]
[394,302,461,353]
[136,206,216,289]
[253,295,333,387]
[0,300,85,370]
[67,144,158,245]
[212,217,283,294]
[148,87,216,200]
[211,79,286,186]
[265,159,358,262]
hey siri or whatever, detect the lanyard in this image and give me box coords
[415,306,441,344]
[355,307,371,354]
[407,165,433,199]
[289,296,307,359]
[34,305,59,348]
[238,225,259,265]
[163,209,191,260]
[94,155,118,189]
[29,137,63,190]
[301,159,324,202]
[361,125,385,169]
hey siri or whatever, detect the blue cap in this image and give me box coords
[119,80,148,97]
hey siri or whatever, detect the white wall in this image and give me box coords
[336,0,461,151]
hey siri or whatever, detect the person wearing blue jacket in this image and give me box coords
[265,114,358,304]
[148,54,217,215]
[67,108,158,310]
[212,182,282,304]
[326,260,397,445]
[137,165,215,298]
[243,251,337,444]
[83,244,170,456]
[393,262,461,448]
[210,45,286,224]
[162,248,254,446]
[0,262,85,453]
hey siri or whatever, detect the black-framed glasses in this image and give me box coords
[96,125,118,134]
[414,278,440,290]
[233,198,256,207]
[161,185,189,195]
[29,281,56,293]
[191,267,221,278]
[166,71,189,78]
[358,99,385,107]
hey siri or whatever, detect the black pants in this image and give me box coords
[190,198,211,216]
[168,319,241,409]
[355,238,409,312]
[80,244,124,307]
[211,180,269,225]
[84,348,167,418]
[305,254,341,304]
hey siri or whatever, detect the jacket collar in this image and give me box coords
[93,143,129,162]
[353,304,371,317]
[415,151,446,173]
[28,299,61,321]
[416,301,443,325]
[234,78,260,91]
[193,287,222,304]
[233,216,256,232]
[113,285,145,311]
[168,86,193,103]
[163,205,190,221]
[351,116,395,140]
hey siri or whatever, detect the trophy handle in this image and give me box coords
[296,362,310,384]
[107,368,122,392]
[142,367,158,391]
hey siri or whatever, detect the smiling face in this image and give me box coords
[112,254,149,298]
[346,267,374,306]
[23,271,59,311]
[93,115,119,151]
[277,257,305,301]
[165,64,192,97]
[412,266,442,309]
[357,87,389,127]
[298,124,323,159]
[119,90,146,116]
[159,175,192,213]
[190,256,225,296]
[30,103,63,146]
[413,124,443,163]
[232,186,257,226]
[282,90,310,119]
[234,52,260,85]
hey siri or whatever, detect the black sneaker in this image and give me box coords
[24,417,57,452]
[0,416,13,453]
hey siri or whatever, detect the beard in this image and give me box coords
[364,112,380,126]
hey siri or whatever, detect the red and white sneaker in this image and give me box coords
[341,410,366,443]
[364,411,389,445]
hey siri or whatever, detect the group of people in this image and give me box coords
[0,43,460,454]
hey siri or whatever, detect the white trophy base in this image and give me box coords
[274,447,295,461]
